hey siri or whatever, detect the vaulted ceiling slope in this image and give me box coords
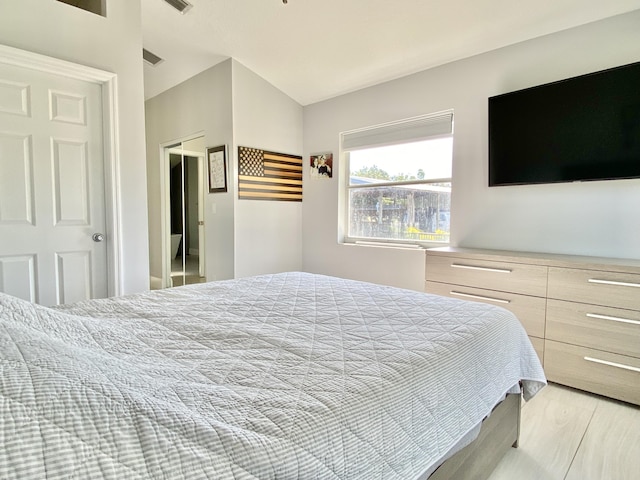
[142,0,640,105]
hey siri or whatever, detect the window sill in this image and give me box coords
[342,239,449,250]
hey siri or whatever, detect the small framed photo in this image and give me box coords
[310,152,333,179]
[207,145,227,193]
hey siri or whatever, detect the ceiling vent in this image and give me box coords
[143,49,164,67]
[57,0,106,16]
[163,0,193,14]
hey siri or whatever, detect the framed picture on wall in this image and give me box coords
[207,145,227,193]
[310,152,333,179]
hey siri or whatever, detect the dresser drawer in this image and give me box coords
[544,340,640,405]
[547,267,640,311]
[529,336,545,365]
[426,281,546,338]
[546,299,640,358]
[426,255,548,297]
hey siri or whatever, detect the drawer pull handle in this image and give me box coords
[451,263,512,274]
[588,278,640,288]
[586,313,640,326]
[584,356,640,374]
[450,291,511,304]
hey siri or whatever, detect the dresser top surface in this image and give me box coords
[427,247,640,273]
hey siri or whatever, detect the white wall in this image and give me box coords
[232,60,304,278]
[302,11,640,291]
[145,59,303,282]
[145,60,235,282]
[0,0,150,294]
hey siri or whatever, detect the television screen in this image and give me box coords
[488,61,640,186]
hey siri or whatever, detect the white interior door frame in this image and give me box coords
[159,133,205,288]
[197,154,205,278]
[0,43,123,297]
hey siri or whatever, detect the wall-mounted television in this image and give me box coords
[488,61,640,186]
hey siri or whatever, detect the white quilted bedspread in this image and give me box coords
[0,272,546,479]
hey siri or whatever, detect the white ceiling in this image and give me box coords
[142,0,640,105]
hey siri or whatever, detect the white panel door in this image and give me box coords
[0,62,107,305]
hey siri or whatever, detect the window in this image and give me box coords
[342,111,453,246]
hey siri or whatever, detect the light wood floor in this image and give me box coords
[171,254,205,286]
[487,382,640,480]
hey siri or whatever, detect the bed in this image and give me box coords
[0,272,546,479]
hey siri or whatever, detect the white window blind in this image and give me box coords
[341,111,453,152]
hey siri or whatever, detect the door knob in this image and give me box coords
[92,233,105,242]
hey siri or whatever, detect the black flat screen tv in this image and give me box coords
[488,61,640,186]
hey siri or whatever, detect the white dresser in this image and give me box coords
[425,247,640,405]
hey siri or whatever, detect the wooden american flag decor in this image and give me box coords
[238,146,303,201]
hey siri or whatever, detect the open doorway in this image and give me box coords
[162,136,206,288]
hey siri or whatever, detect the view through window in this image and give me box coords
[345,121,453,245]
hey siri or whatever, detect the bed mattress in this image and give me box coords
[0,272,546,479]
